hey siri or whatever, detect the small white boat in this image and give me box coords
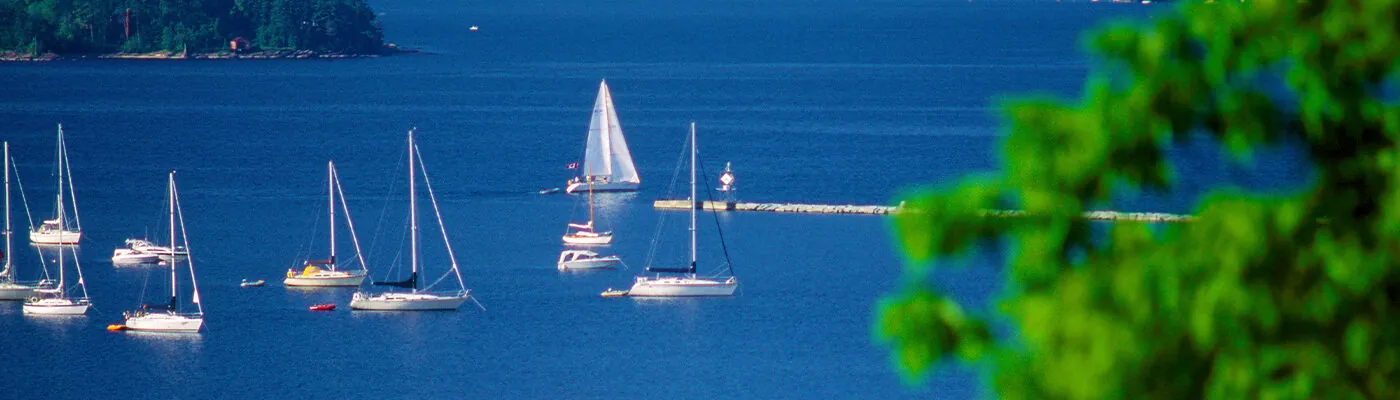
[558,250,620,270]
[29,124,82,245]
[564,80,640,194]
[284,161,368,287]
[469,25,479,31]
[600,288,627,297]
[626,123,739,297]
[349,129,475,312]
[125,238,188,261]
[112,248,161,264]
[240,279,265,288]
[122,172,205,333]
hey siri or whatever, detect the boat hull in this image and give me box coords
[112,249,162,264]
[0,284,37,300]
[29,230,81,245]
[23,298,90,315]
[350,291,469,311]
[565,181,638,194]
[124,312,204,332]
[628,276,738,297]
[562,233,613,245]
[559,257,620,270]
[283,270,367,287]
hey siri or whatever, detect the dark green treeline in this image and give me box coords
[0,0,384,54]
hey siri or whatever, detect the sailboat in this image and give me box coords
[561,175,613,245]
[30,124,82,245]
[349,129,473,311]
[564,80,640,194]
[23,242,92,315]
[628,123,738,297]
[285,161,369,287]
[0,143,53,300]
[121,172,204,332]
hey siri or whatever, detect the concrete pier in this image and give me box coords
[653,200,1194,222]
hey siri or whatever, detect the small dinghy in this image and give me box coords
[309,304,336,311]
[600,288,628,297]
[240,279,265,288]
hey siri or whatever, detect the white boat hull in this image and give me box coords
[350,291,469,311]
[565,181,638,194]
[284,270,367,287]
[125,312,204,332]
[628,276,738,297]
[0,284,37,300]
[29,229,81,245]
[23,298,90,315]
[559,257,620,270]
[112,249,162,264]
[562,233,613,245]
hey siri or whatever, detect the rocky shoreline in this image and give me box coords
[1,46,416,62]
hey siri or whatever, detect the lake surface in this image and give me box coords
[0,1,1306,398]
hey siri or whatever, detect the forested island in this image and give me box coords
[0,0,389,60]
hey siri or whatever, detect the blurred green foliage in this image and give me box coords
[877,1,1400,398]
[0,0,384,54]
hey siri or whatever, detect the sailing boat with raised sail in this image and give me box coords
[0,143,53,300]
[562,176,613,245]
[30,124,82,245]
[350,129,473,311]
[628,123,738,297]
[121,172,204,332]
[565,80,640,194]
[285,161,369,287]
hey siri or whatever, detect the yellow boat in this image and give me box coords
[600,288,628,297]
[107,324,126,331]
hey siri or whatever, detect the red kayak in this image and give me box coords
[309,304,336,311]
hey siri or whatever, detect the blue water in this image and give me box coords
[0,1,1308,398]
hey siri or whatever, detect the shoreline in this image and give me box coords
[0,45,418,62]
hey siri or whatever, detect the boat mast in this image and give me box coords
[3,142,10,284]
[168,172,177,310]
[328,161,336,271]
[587,164,595,225]
[56,130,65,295]
[408,129,418,293]
[689,122,697,275]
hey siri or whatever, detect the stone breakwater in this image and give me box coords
[653,200,1195,222]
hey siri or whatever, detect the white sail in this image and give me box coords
[581,80,640,184]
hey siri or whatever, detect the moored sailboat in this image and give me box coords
[562,177,613,245]
[285,161,368,287]
[23,243,92,315]
[121,172,204,333]
[0,143,54,300]
[350,129,473,311]
[29,124,82,245]
[627,123,738,297]
[565,80,640,194]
